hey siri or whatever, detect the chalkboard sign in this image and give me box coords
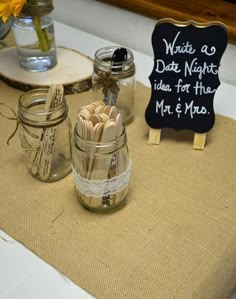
[145,19,228,134]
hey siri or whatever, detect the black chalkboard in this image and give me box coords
[145,19,228,133]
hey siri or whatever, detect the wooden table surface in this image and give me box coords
[99,0,236,43]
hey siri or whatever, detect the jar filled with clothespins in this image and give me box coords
[92,46,135,125]
[72,101,131,212]
[18,85,72,182]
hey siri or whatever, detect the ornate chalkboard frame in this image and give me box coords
[145,18,228,149]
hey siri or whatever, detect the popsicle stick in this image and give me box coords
[81,119,89,177]
[110,113,124,182]
[90,120,117,181]
[38,85,64,180]
[193,133,206,150]
[116,113,123,137]
[79,109,91,120]
[104,105,111,116]
[95,105,104,114]
[86,120,93,173]
[91,101,105,108]
[148,128,161,145]
[99,113,110,122]
[89,101,104,112]
[86,120,93,140]
[93,123,104,142]
[89,114,99,126]
[87,122,104,179]
[86,105,95,114]
[45,85,60,109]
[30,85,58,175]
[109,106,118,120]
[76,115,83,137]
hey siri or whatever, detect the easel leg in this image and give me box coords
[148,128,161,144]
[193,133,206,150]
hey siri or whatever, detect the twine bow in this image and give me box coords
[0,103,38,145]
[0,103,19,145]
[93,72,120,97]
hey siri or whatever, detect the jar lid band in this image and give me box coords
[93,67,135,80]
[0,102,68,145]
[18,105,68,128]
[19,2,54,17]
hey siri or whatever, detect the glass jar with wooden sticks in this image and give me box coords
[18,85,71,182]
[72,101,131,212]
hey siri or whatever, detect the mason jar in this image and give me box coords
[18,88,71,182]
[92,46,135,125]
[72,126,131,212]
[12,0,57,72]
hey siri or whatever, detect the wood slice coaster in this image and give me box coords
[0,46,93,94]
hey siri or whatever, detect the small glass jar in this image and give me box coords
[92,46,135,125]
[18,89,71,182]
[72,126,131,212]
[12,12,57,72]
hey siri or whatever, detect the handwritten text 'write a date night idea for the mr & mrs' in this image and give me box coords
[145,21,228,133]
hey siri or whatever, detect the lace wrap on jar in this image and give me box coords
[72,126,131,212]
[72,160,131,197]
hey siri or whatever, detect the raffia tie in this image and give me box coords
[93,72,120,97]
[20,1,54,17]
[0,103,37,145]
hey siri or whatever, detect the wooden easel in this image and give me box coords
[148,128,206,150]
[192,133,206,150]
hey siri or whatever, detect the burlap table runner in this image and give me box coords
[0,65,236,298]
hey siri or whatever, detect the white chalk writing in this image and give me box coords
[154,79,172,92]
[155,60,181,73]
[184,100,209,119]
[184,58,218,79]
[175,79,191,93]
[193,81,216,96]
[201,44,216,56]
[163,31,196,56]
[156,100,173,116]
[150,28,219,123]
[155,98,210,119]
